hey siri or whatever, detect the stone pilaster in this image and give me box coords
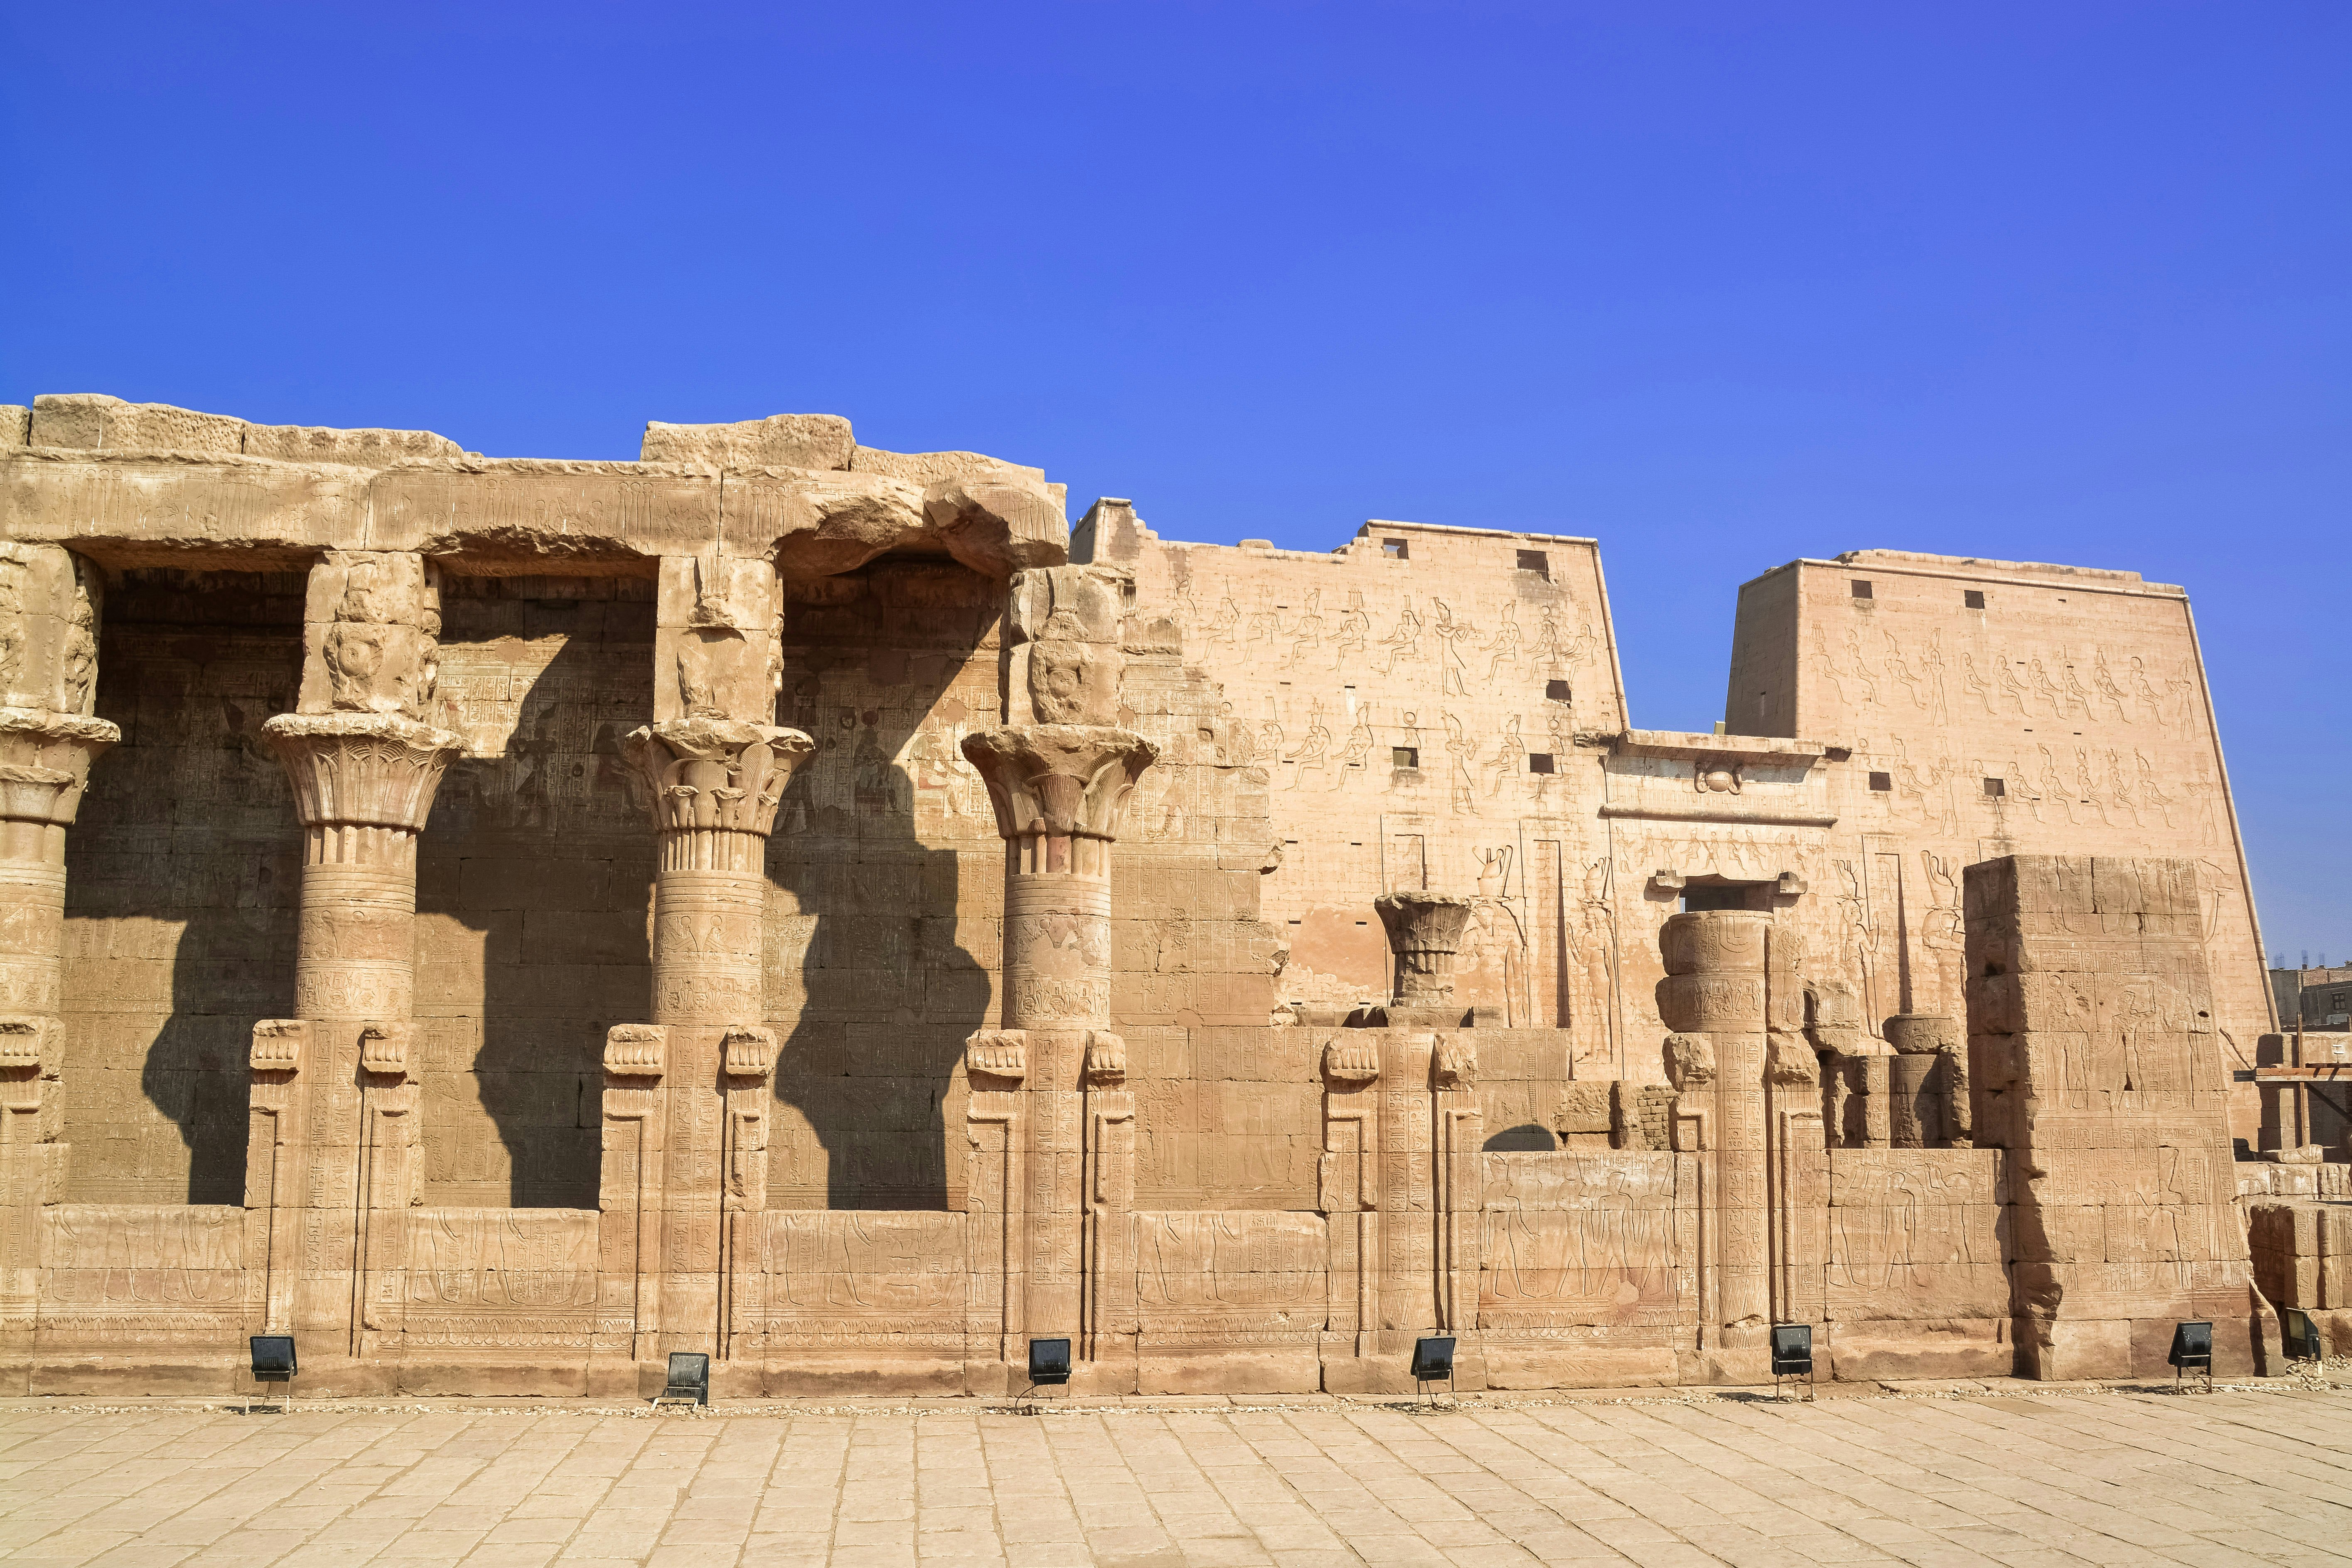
[0,542,117,1382]
[256,550,462,1380]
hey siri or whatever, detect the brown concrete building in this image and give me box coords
[0,393,2329,1398]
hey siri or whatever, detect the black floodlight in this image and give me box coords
[244,1335,296,1414]
[2283,1308,2322,1364]
[1412,1336,1456,1382]
[1028,1337,1071,1387]
[2170,1320,2213,1391]
[1770,1323,1813,1377]
[656,1352,710,1408]
[250,1335,296,1383]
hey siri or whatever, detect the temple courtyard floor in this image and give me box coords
[1,1380,2349,1568]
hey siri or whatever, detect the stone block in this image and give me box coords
[244,424,463,463]
[642,412,854,470]
[1137,1348,1321,1394]
[30,393,245,453]
[2017,1316,2132,1380]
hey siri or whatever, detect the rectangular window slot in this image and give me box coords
[1983,778,2006,797]
[1544,678,1570,702]
[1851,579,1873,599]
[1528,753,1556,774]
[1965,589,1986,609]
[1382,539,1408,559]
[1516,549,1549,577]
[1392,746,1419,769]
[1868,771,1893,791]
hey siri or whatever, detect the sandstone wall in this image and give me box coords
[0,399,2294,1396]
[62,570,305,1204]
[1731,552,2275,1141]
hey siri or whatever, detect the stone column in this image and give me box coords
[960,565,1154,1393]
[594,554,811,1387]
[1318,903,1486,1397]
[1659,909,1774,1377]
[256,550,463,1377]
[0,546,115,1382]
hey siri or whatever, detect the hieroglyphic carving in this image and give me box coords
[1479,1152,1677,1326]
[1133,1211,1326,1344]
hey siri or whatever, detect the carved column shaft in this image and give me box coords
[0,543,114,1371]
[258,550,462,1372]
[962,721,1154,1372]
[1659,910,1774,1352]
[606,688,811,1367]
[261,714,459,1360]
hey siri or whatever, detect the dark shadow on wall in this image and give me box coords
[767,562,997,1211]
[61,569,306,1206]
[414,577,657,1209]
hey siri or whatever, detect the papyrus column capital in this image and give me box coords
[960,723,1156,870]
[0,709,118,849]
[1372,892,1473,1009]
[626,717,814,874]
[262,712,465,864]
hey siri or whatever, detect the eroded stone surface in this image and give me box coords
[0,394,2296,1397]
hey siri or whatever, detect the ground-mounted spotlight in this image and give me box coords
[2282,1307,2322,1367]
[1770,1323,1814,1401]
[247,1335,295,1414]
[1028,1337,1071,1387]
[2168,1320,2212,1391]
[654,1352,710,1409]
[1411,1335,1456,1404]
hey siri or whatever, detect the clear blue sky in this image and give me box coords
[4,3,2345,959]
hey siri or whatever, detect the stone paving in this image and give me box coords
[0,1387,2349,1567]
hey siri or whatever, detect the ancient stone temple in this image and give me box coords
[0,393,2322,1395]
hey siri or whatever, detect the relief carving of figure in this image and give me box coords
[1961,651,2000,716]
[1998,655,2035,716]
[320,554,442,718]
[2135,750,2177,829]
[1333,710,1374,783]
[1482,601,1522,681]
[1284,702,1332,790]
[1331,589,1370,668]
[1442,711,1477,816]
[1289,589,1325,664]
[1882,632,1927,709]
[1485,714,1526,794]
[1204,593,1241,643]
[1431,599,1476,695]
[1840,628,1881,707]
[2092,649,2132,721]
[1376,601,1423,674]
